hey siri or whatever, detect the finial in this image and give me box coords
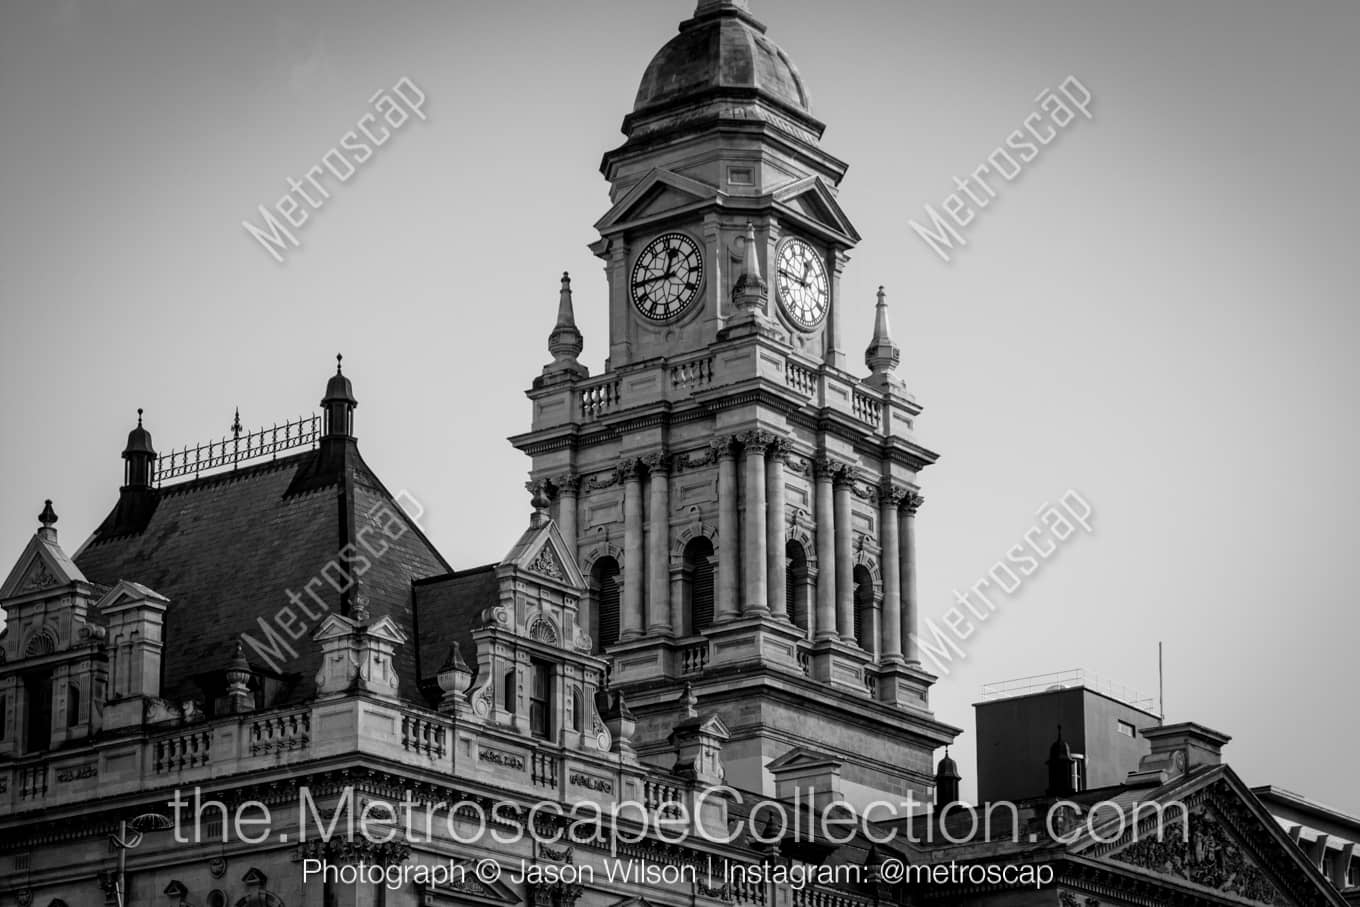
[864,284,902,378]
[336,353,344,374]
[37,499,58,542]
[231,408,243,439]
[351,589,370,623]
[547,270,585,371]
[137,408,144,427]
[528,481,553,528]
[732,222,768,311]
[681,681,699,719]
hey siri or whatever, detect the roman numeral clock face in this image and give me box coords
[631,233,703,322]
[777,238,829,330]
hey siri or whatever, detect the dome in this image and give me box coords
[322,355,357,406]
[123,410,156,457]
[633,0,810,116]
[936,750,961,779]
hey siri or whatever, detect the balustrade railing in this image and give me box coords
[401,713,448,759]
[249,709,310,756]
[153,728,211,773]
[785,359,818,396]
[580,379,622,418]
[670,356,714,392]
[643,778,682,818]
[680,641,709,675]
[851,391,883,428]
[18,764,47,801]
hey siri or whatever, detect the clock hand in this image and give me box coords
[634,271,675,288]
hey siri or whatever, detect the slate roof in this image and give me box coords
[74,442,451,707]
[412,566,499,692]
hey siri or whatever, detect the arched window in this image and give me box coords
[853,565,877,656]
[682,538,716,635]
[786,541,811,636]
[590,557,621,654]
[569,687,583,733]
[66,683,80,727]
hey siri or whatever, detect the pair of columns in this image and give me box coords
[543,444,923,664]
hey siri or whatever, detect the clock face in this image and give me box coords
[631,233,704,322]
[776,238,829,330]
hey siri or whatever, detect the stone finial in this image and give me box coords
[527,480,552,529]
[681,681,699,719]
[38,499,58,542]
[598,690,638,761]
[436,642,474,714]
[865,286,902,376]
[224,640,254,714]
[351,589,370,624]
[546,271,586,377]
[732,222,768,313]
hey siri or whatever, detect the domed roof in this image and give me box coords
[936,749,961,779]
[633,0,810,116]
[322,355,357,406]
[1048,727,1073,763]
[123,409,156,457]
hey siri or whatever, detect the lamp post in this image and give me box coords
[109,813,174,907]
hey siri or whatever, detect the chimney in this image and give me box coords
[1138,722,1231,775]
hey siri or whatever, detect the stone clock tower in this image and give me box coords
[511,0,959,807]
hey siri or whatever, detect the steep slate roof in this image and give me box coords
[412,565,499,693]
[74,444,451,706]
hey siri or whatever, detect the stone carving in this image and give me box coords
[585,471,619,492]
[528,616,559,645]
[55,763,97,783]
[478,747,526,771]
[616,459,643,483]
[903,491,925,515]
[641,453,672,475]
[527,545,565,581]
[20,561,59,593]
[1113,804,1285,905]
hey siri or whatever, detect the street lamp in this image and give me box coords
[109,813,175,907]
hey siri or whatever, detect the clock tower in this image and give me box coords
[511,0,959,807]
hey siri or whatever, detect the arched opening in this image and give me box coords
[590,556,621,654]
[682,537,716,635]
[786,541,811,637]
[502,669,516,716]
[853,565,877,656]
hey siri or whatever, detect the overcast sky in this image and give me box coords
[2,0,1357,813]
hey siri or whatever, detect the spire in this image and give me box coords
[321,354,357,440]
[732,222,768,315]
[37,499,58,543]
[934,747,962,809]
[865,285,902,376]
[545,272,586,379]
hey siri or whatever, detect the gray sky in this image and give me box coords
[2,0,1357,812]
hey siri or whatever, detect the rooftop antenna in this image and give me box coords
[1158,641,1165,719]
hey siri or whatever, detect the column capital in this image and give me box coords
[552,473,583,495]
[617,458,644,483]
[832,465,859,489]
[526,478,553,497]
[738,430,778,454]
[711,435,740,461]
[902,491,925,515]
[642,453,672,476]
[878,482,908,508]
[813,454,842,480]
[766,437,792,461]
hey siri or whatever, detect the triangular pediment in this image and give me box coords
[501,520,586,591]
[0,533,87,600]
[595,168,719,234]
[1078,767,1345,907]
[772,176,861,244]
[766,746,843,772]
[95,580,169,614]
[418,861,520,906]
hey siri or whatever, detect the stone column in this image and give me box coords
[620,460,644,640]
[645,455,672,636]
[901,492,924,663]
[715,438,741,621]
[878,484,904,663]
[556,473,581,554]
[766,441,788,620]
[813,456,838,640]
[834,468,855,643]
[742,432,771,615]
